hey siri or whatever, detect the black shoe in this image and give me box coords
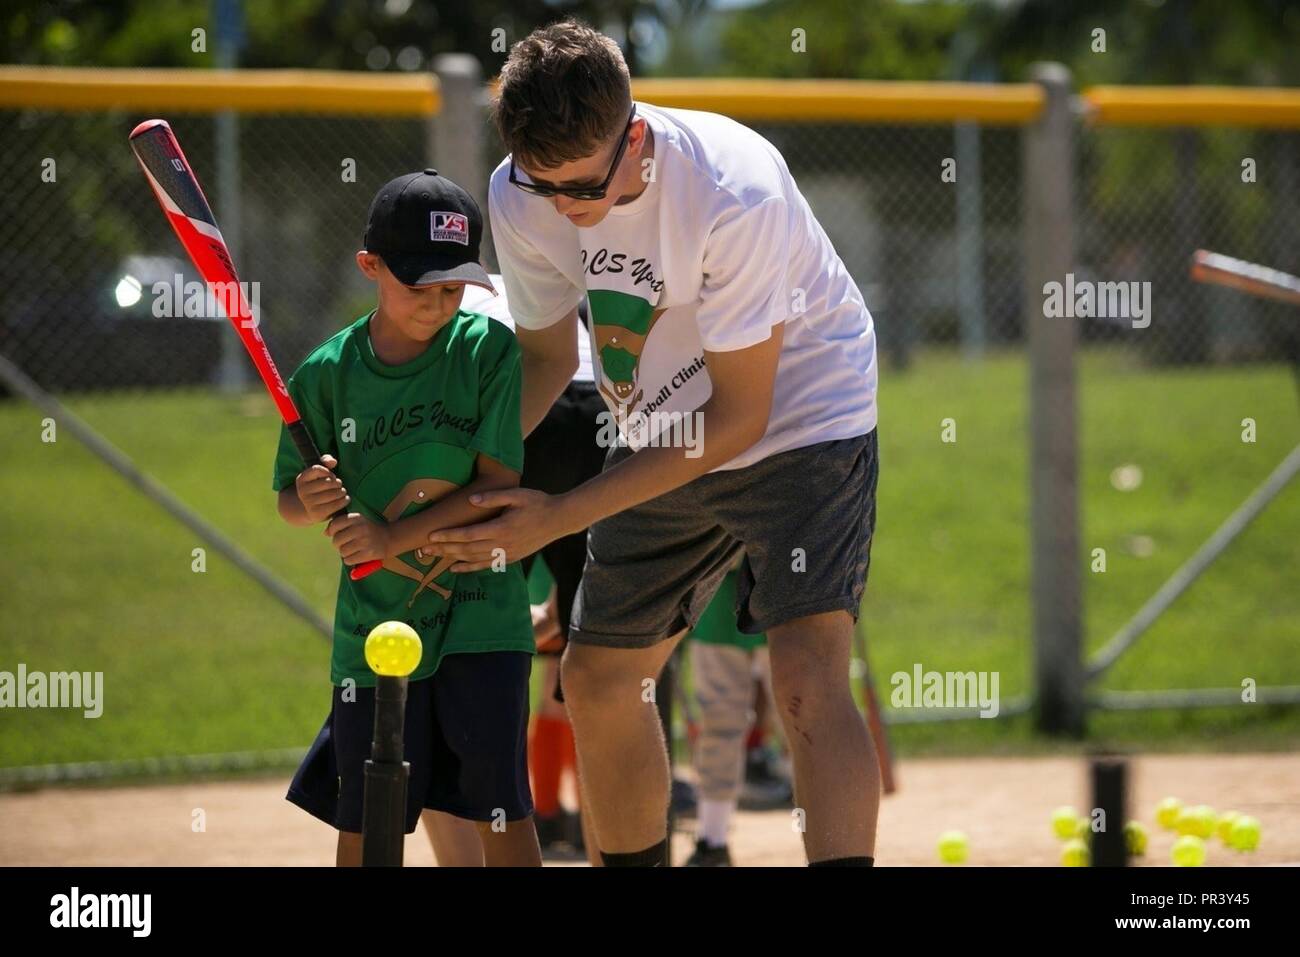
[565,810,586,853]
[535,810,586,861]
[534,811,568,850]
[685,839,732,867]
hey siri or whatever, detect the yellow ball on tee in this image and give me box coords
[364,621,423,677]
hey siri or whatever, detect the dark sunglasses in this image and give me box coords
[509,104,637,201]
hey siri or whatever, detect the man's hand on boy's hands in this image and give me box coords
[426,488,569,572]
[295,454,349,523]
[325,512,391,566]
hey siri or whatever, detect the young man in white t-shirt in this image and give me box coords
[426,19,881,866]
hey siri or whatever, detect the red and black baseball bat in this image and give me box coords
[129,118,381,580]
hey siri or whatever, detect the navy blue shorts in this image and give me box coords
[286,651,534,834]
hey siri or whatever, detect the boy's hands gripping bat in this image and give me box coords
[129,118,381,580]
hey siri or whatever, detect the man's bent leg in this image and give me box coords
[767,610,879,864]
[561,632,685,857]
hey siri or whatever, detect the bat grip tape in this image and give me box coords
[288,420,324,471]
[288,419,381,580]
[288,419,342,521]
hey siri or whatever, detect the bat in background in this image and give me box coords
[129,118,381,581]
[1190,250,1300,307]
[853,629,897,794]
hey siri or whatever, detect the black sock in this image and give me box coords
[601,839,668,867]
[809,856,874,867]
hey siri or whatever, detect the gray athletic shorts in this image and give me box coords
[569,429,878,648]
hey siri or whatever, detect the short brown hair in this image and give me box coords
[492,19,631,171]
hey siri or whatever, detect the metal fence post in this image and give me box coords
[955,120,986,358]
[1023,62,1083,736]
[430,53,486,227]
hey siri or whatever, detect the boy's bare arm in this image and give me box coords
[278,488,312,525]
[382,454,520,556]
[517,307,579,437]
[326,453,521,565]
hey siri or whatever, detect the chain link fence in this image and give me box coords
[1072,123,1300,721]
[0,110,426,391]
[1077,126,1299,364]
[2,72,1297,776]
[3,107,1294,394]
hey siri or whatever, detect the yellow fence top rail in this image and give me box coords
[632,78,1047,124]
[0,66,439,116]
[1084,86,1300,128]
[2,67,1295,128]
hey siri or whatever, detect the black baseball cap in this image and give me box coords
[363,168,494,290]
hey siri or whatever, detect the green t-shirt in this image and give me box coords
[271,309,534,687]
[690,570,767,650]
[526,557,554,605]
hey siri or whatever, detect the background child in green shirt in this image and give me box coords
[273,170,539,866]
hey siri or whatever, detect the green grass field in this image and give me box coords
[2,348,1298,772]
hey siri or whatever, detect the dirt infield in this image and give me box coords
[1,752,1296,866]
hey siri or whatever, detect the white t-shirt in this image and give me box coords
[461,275,594,383]
[488,102,877,471]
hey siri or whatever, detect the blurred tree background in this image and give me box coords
[3,1,1295,367]
[4,0,1297,85]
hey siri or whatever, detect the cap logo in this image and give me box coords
[430,211,469,246]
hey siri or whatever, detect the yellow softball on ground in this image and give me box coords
[1052,806,1078,840]
[1172,835,1206,867]
[364,621,423,677]
[1175,804,1216,839]
[1228,815,1260,852]
[937,830,968,864]
[1124,821,1148,856]
[1216,811,1240,844]
[1155,797,1182,830]
[1061,838,1089,867]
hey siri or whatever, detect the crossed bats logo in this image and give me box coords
[378,478,461,608]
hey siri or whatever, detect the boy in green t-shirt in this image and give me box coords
[685,565,793,867]
[273,169,539,866]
